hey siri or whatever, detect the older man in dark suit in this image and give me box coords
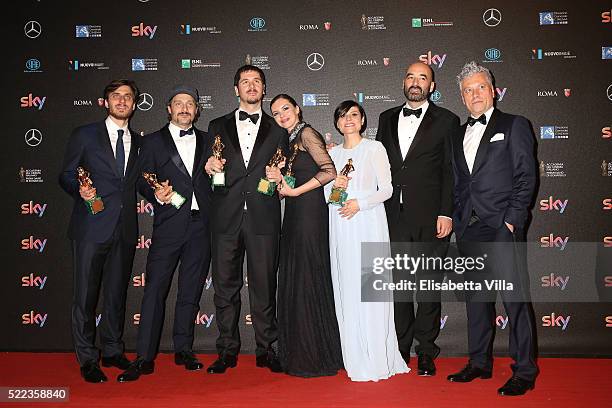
[59,79,140,383]
[447,61,538,396]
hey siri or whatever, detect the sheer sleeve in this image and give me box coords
[356,141,393,211]
[299,126,337,186]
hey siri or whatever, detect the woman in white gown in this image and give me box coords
[326,100,409,382]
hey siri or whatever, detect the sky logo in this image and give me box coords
[136,235,151,249]
[419,51,446,68]
[21,236,47,253]
[136,200,154,216]
[195,312,215,327]
[440,315,448,329]
[496,315,509,329]
[22,311,48,327]
[539,196,568,213]
[541,273,570,290]
[21,273,48,289]
[540,234,569,250]
[20,94,46,110]
[606,316,612,328]
[495,87,507,101]
[131,23,157,39]
[21,201,47,217]
[96,314,102,327]
[133,273,146,287]
[205,276,213,290]
[542,313,571,330]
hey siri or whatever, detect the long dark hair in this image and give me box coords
[269,93,303,121]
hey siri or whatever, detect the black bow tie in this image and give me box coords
[402,107,422,118]
[239,111,260,124]
[179,127,194,137]
[467,114,487,127]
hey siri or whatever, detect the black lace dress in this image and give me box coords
[277,124,343,377]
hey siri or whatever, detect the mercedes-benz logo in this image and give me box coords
[306,52,325,71]
[25,129,42,147]
[137,93,154,111]
[483,8,502,27]
[607,84,612,102]
[24,20,42,39]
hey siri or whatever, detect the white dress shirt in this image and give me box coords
[463,107,494,173]
[105,116,130,175]
[168,122,198,210]
[235,109,262,210]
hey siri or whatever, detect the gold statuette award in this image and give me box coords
[211,135,226,188]
[77,166,104,214]
[142,172,186,209]
[283,144,299,189]
[257,148,285,196]
[328,158,354,206]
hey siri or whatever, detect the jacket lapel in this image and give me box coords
[471,109,498,175]
[222,111,247,172]
[388,106,403,166]
[192,130,205,180]
[124,127,139,178]
[161,125,190,177]
[95,121,121,177]
[248,114,271,171]
[405,105,434,161]
[456,123,470,175]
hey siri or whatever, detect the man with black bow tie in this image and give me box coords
[118,85,212,382]
[204,65,288,374]
[376,62,459,377]
[447,61,538,396]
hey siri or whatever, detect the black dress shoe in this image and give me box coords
[175,351,203,371]
[256,352,283,373]
[80,361,107,383]
[206,355,237,374]
[117,358,154,382]
[497,376,534,396]
[101,354,131,370]
[417,354,436,376]
[447,363,492,382]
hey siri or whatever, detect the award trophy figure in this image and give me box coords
[142,172,186,209]
[257,148,285,196]
[77,166,105,214]
[283,144,299,189]
[328,158,354,206]
[211,135,226,188]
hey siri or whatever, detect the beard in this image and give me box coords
[404,85,428,102]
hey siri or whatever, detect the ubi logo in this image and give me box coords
[496,315,509,329]
[136,235,151,249]
[542,313,570,330]
[22,273,48,289]
[540,234,569,250]
[250,17,265,30]
[21,201,48,217]
[22,311,48,327]
[485,48,501,61]
[136,200,154,216]
[21,236,47,253]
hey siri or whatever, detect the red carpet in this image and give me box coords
[0,353,609,407]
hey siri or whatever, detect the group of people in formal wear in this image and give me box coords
[59,60,538,396]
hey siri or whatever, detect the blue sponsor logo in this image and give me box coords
[603,47,612,60]
[485,48,501,61]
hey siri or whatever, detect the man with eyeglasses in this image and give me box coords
[59,79,141,383]
[117,85,212,382]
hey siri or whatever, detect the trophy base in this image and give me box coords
[328,187,348,206]
[257,178,277,196]
[86,196,104,214]
[170,192,186,209]
[212,171,225,189]
[283,175,296,189]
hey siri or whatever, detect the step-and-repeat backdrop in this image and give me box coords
[5,0,611,356]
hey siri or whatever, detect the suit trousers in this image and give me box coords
[71,223,135,366]
[136,212,211,361]
[211,210,279,358]
[457,220,538,381]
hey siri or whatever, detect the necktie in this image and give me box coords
[179,127,194,137]
[239,110,260,124]
[402,107,422,118]
[467,114,487,127]
[116,129,125,177]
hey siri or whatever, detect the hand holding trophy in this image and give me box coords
[258,148,286,196]
[143,172,186,209]
[283,144,299,189]
[77,166,104,214]
[211,135,226,189]
[328,158,354,206]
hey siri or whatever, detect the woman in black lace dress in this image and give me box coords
[269,94,343,377]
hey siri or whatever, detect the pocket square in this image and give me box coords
[490,133,505,142]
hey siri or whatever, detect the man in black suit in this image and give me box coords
[447,61,538,396]
[117,85,212,382]
[204,65,288,373]
[59,79,140,383]
[376,62,459,377]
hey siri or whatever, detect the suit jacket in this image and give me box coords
[137,125,211,240]
[376,103,459,230]
[206,109,288,235]
[452,108,537,238]
[59,120,140,244]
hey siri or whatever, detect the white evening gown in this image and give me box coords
[326,138,409,382]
